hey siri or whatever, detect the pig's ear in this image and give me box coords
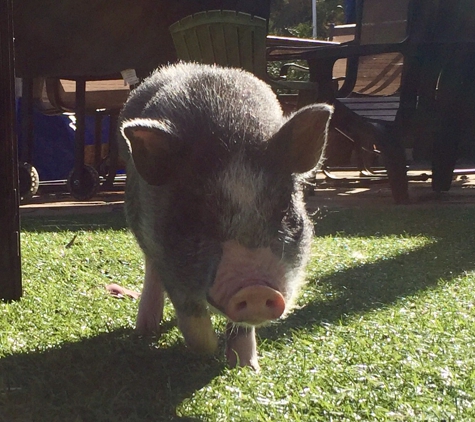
[269,104,333,174]
[121,118,184,185]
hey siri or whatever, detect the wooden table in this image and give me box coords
[14,0,271,78]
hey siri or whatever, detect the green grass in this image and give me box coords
[2,206,475,421]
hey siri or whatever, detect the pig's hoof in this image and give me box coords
[136,315,162,336]
[226,348,260,372]
[178,314,218,355]
[185,331,218,355]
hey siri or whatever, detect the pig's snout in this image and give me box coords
[225,286,285,325]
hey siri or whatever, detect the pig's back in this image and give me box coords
[120,62,285,153]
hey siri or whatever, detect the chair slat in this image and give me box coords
[170,10,268,78]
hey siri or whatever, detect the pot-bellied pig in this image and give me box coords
[119,62,332,370]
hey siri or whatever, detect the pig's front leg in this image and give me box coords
[136,257,164,335]
[225,323,260,371]
[176,306,218,355]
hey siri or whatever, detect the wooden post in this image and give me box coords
[0,0,22,300]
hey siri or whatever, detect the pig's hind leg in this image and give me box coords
[225,323,260,371]
[136,257,165,335]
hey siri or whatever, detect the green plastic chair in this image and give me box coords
[169,10,317,94]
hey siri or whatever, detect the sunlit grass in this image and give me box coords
[182,274,475,421]
[2,207,475,421]
[2,219,141,354]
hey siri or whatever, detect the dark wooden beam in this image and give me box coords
[14,0,271,78]
[0,0,22,301]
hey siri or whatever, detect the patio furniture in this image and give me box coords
[327,23,356,90]
[46,76,130,198]
[15,1,273,202]
[19,76,130,200]
[322,3,407,184]
[268,0,440,203]
[169,10,320,109]
[14,1,272,79]
[428,0,475,192]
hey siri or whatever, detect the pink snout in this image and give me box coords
[225,285,286,325]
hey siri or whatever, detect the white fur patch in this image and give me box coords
[219,152,265,220]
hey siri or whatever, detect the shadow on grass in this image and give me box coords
[261,206,475,339]
[313,205,475,239]
[1,328,224,421]
[21,211,128,233]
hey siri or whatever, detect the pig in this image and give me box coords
[118,62,332,370]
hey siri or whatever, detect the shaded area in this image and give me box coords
[1,329,223,421]
[314,206,475,238]
[20,211,128,233]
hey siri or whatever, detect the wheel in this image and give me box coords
[18,162,39,202]
[67,165,100,200]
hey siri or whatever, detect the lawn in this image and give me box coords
[1,205,475,421]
